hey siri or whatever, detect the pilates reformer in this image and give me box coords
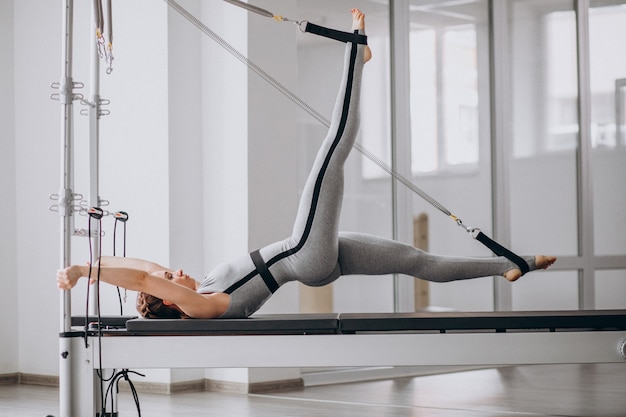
[52,2,626,417]
[62,310,626,415]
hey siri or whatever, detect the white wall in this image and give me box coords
[246,0,300,313]
[168,0,204,292]
[0,0,18,375]
[199,0,250,275]
[14,0,66,377]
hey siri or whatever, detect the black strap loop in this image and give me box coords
[304,22,368,45]
[474,232,530,275]
[250,249,280,293]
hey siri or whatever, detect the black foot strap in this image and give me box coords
[304,22,368,45]
[474,231,530,275]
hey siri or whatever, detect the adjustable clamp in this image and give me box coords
[451,215,481,239]
[114,211,129,222]
[86,206,129,222]
[87,207,104,219]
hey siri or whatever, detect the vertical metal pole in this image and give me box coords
[575,0,595,309]
[59,0,74,335]
[89,0,101,314]
[389,0,414,312]
[489,0,513,311]
[59,1,74,415]
[616,79,625,146]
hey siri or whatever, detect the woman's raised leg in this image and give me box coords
[261,10,369,284]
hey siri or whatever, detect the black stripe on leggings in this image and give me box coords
[224,39,360,294]
[267,39,359,266]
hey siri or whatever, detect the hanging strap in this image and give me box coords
[250,249,279,293]
[474,231,530,275]
[303,22,368,45]
[164,0,530,275]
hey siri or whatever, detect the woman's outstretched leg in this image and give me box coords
[311,232,556,286]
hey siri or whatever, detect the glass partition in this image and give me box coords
[408,0,494,311]
[507,0,580,309]
[595,270,626,309]
[508,0,579,258]
[589,1,626,257]
[408,1,485,174]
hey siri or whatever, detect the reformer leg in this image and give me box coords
[59,335,100,416]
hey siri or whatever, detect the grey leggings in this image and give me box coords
[262,38,535,287]
[204,34,535,318]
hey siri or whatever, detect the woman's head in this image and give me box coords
[136,269,196,319]
[136,292,189,319]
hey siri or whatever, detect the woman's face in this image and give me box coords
[163,270,196,290]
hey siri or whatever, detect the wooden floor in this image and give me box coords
[1,364,624,417]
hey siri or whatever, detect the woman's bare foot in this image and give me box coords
[351,8,372,63]
[504,255,557,282]
[535,255,557,270]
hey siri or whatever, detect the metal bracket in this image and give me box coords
[49,191,83,216]
[73,228,105,238]
[50,80,84,103]
[79,97,111,117]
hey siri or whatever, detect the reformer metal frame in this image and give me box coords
[63,328,626,416]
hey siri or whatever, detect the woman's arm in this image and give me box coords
[57,265,228,319]
[98,256,171,274]
[57,264,150,292]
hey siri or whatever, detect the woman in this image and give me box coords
[57,9,556,319]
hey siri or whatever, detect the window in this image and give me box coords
[409,2,483,174]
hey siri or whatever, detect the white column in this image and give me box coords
[200,0,301,387]
[0,0,18,376]
[247,0,299,313]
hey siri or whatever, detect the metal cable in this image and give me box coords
[223,0,274,19]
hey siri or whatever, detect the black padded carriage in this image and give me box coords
[106,310,626,335]
[125,313,341,335]
[337,310,626,333]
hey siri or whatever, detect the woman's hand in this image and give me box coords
[56,265,88,290]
